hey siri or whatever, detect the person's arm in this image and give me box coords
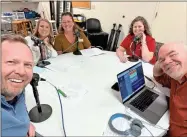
[116,35,131,63]
[141,34,155,63]
[116,46,128,63]
[81,32,91,48]
[53,35,63,55]
[153,61,171,88]
[27,123,35,137]
[25,36,40,65]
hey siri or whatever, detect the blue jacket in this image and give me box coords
[1,92,30,136]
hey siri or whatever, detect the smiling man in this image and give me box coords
[1,34,35,136]
[153,43,187,136]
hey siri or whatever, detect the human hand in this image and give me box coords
[119,54,128,63]
[27,123,35,137]
[153,61,164,76]
[43,37,49,45]
[141,32,146,44]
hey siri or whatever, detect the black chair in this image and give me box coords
[86,18,109,50]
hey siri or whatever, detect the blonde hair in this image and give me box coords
[33,18,54,45]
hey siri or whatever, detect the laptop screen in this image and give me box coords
[117,62,145,103]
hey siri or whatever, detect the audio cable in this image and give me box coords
[40,78,67,137]
[124,106,168,134]
[144,75,156,89]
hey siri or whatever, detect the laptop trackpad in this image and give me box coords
[148,96,168,116]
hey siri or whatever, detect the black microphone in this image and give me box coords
[74,28,80,38]
[133,33,142,43]
[31,35,44,46]
[73,29,82,55]
[31,36,51,68]
[29,73,52,123]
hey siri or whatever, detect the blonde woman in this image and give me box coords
[25,18,57,65]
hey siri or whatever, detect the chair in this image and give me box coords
[86,18,109,50]
[155,42,164,60]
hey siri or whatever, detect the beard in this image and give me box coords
[165,66,184,81]
[1,87,23,101]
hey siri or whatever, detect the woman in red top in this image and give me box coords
[116,16,156,65]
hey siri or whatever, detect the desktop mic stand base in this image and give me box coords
[37,61,51,68]
[73,50,82,55]
[127,55,139,62]
[29,104,52,123]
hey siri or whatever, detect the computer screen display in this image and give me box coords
[117,62,145,102]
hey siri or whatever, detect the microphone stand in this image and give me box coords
[127,41,139,62]
[73,33,82,55]
[29,74,52,123]
[37,41,51,68]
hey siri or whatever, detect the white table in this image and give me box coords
[25,51,170,136]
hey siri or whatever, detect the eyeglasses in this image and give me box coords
[62,21,73,24]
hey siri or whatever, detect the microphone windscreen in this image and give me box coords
[133,33,142,42]
[74,29,80,37]
[78,38,83,42]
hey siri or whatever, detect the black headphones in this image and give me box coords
[108,113,144,137]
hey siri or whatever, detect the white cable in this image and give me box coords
[124,106,168,131]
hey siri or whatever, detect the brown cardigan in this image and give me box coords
[53,31,91,53]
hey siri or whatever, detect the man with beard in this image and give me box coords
[153,43,187,136]
[1,34,35,136]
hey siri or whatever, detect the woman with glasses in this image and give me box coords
[116,16,156,65]
[54,12,91,54]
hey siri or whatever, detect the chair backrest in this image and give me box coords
[86,18,102,33]
[155,42,164,60]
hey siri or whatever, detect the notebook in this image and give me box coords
[117,62,169,124]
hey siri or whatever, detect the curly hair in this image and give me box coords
[58,12,82,34]
[33,18,54,45]
[128,16,152,36]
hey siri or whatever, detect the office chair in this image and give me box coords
[86,18,109,50]
[155,42,164,60]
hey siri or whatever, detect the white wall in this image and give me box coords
[73,2,187,46]
[151,2,187,45]
[73,2,157,46]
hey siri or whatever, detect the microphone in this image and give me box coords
[74,28,80,38]
[133,33,142,43]
[31,35,44,45]
[127,33,143,62]
[73,29,82,55]
[62,35,83,54]
[29,73,52,123]
[31,36,51,68]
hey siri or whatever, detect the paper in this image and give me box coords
[80,48,106,57]
[59,81,88,99]
[33,66,45,74]
[58,80,88,106]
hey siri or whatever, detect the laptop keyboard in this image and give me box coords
[130,89,159,112]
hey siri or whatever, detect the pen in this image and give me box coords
[57,89,67,98]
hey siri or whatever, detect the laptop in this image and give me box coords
[117,62,169,125]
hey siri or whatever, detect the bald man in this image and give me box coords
[1,34,35,136]
[153,43,187,136]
